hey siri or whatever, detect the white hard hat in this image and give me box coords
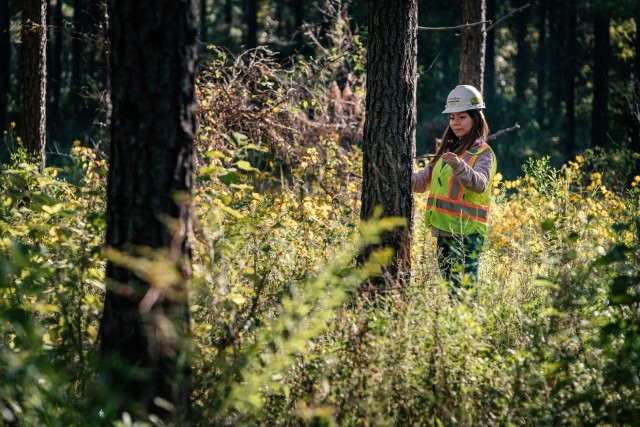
[442,84,485,114]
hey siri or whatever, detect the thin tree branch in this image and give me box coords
[418,20,492,32]
[415,122,522,158]
[484,4,531,33]
[488,123,520,141]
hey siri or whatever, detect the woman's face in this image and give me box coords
[449,111,474,138]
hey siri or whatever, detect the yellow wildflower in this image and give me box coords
[10,121,16,128]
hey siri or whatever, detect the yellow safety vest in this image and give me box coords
[425,144,496,236]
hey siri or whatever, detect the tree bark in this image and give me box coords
[71,0,86,113]
[22,0,47,167]
[459,0,486,92]
[49,0,63,129]
[0,0,10,131]
[360,0,417,291]
[536,0,548,127]
[513,0,530,118]
[99,0,197,422]
[224,0,233,39]
[293,0,304,52]
[199,0,207,46]
[484,0,496,111]
[632,2,640,152]
[563,0,577,155]
[244,0,258,48]
[591,12,610,148]
[548,1,564,122]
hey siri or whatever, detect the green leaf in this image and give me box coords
[204,150,226,159]
[566,232,580,243]
[541,219,555,231]
[593,244,630,267]
[236,160,257,172]
[219,172,240,185]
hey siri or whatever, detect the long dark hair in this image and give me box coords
[432,109,489,165]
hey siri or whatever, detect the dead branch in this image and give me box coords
[488,123,520,141]
[418,20,492,32]
[484,4,531,33]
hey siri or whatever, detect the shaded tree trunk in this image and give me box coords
[632,2,640,152]
[22,0,47,167]
[536,0,548,127]
[244,0,258,48]
[591,12,610,148]
[513,0,530,119]
[49,0,63,129]
[360,0,417,291]
[99,0,197,422]
[85,0,102,82]
[293,0,304,52]
[224,0,233,40]
[548,0,567,124]
[0,0,10,131]
[484,0,496,113]
[563,0,577,155]
[71,0,86,112]
[459,0,486,92]
[199,0,207,46]
[636,1,640,82]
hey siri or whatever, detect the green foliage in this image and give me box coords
[0,144,106,426]
[3,127,640,427]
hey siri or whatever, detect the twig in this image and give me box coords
[418,20,492,32]
[487,123,520,141]
[484,4,531,33]
[424,52,441,74]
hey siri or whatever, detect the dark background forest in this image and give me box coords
[2,0,639,178]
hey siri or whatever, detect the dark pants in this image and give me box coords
[436,234,485,291]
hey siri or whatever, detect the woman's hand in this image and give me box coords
[442,152,460,168]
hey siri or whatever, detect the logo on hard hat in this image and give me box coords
[470,97,481,105]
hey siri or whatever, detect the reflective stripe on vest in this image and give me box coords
[426,144,493,231]
[426,194,489,223]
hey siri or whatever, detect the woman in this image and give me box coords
[412,84,497,290]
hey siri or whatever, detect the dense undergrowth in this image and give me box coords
[2,117,640,426]
[3,25,640,426]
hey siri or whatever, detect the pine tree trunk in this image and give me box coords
[224,0,233,39]
[199,0,208,46]
[22,0,47,167]
[99,0,197,422]
[632,2,640,151]
[591,13,610,148]
[49,0,63,129]
[536,0,548,127]
[360,0,417,291]
[513,1,530,118]
[71,0,86,113]
[459,0,486,92]
[293,0,304,52]
[245,0,258,48]
[0,0,10,131]
[548,2,565,122]
[563,0,577,155]
[484,0,496,112]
